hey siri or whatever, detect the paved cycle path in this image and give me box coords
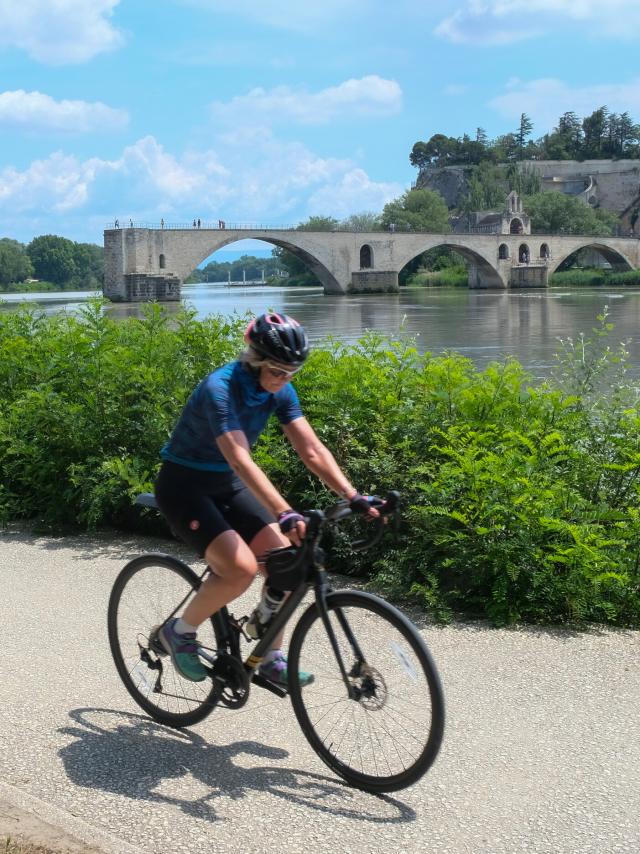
[1,525,639,854]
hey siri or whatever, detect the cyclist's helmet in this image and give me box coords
[244,312,310,366]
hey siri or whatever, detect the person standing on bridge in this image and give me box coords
[154,312,378,686]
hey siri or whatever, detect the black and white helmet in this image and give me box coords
[244,312,310,366]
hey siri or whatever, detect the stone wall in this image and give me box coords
[530,159,640,214]
[103,229,126,300]
[510,265,548,288]
[350,270,399,292]
[124,274,181,302]
[418,159,640,217]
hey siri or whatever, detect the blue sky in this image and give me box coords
[1,0,638,252]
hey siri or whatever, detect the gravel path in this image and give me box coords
[0,525,638,854]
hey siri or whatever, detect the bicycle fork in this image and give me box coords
[314,573,368,701]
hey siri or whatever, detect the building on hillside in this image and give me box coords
[452,191,531,236]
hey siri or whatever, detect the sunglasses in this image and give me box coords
[263,363,302,380]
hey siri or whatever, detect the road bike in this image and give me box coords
[108,492,445,793]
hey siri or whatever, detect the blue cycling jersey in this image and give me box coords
[161,360,303,471]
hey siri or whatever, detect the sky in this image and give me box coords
[0,0,638,254]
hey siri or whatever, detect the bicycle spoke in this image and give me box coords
[289,592,444,790]
[108,556,221,726]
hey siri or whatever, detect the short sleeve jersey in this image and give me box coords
[161,360,303,471]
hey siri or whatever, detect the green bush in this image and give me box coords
[407,267,468,287]
[2,301,640,627]
[550,269,640,287]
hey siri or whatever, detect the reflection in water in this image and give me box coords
[3,283,640,378]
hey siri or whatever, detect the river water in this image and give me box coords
[3,282,640,379]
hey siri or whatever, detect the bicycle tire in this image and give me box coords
[287,590,445,793]
[108,553,222,728]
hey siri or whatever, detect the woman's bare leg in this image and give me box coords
[182,529,258,627]
[248,522,291,651]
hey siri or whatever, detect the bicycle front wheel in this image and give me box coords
[287,590,445,793]
[108,553,221,728]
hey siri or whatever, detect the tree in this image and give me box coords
[410,134,459,168]
[0,238,33,286]
[493,132,519,162]
[582,106,609,158]
[524,191,618,235]
[381,188,450,232]
[72,242,104,287]
[340,211,382,231]
[558,111,583,157]
[516,113,534,154]
[27,235,76,285]
[296,215,339,232]
[462,163,506,213]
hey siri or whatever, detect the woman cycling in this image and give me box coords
[155,312,377,686]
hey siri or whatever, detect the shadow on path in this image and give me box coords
[58,708,416,825]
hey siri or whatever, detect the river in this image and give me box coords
[3,282,640,379]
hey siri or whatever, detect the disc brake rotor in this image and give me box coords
[353,664,387,710]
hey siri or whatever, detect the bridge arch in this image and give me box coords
[170,233,343,294]
[549,241,635,276]
[396,240,506,289]
[181,235,342,293]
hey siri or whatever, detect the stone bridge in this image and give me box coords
[103,225,640,301]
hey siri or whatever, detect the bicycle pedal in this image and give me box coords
[252,672,288,698]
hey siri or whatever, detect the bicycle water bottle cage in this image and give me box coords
[265,545,307,591]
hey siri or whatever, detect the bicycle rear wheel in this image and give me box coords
[108,553,221,727]
[287,590,445,793]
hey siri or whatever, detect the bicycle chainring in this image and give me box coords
[212,653,251,709]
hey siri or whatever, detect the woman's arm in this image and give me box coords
[216,430,291,517]
[281,417,358,499]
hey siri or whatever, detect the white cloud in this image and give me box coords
[0,90,128,133]
[489,77,640,130]
[0,0,123,64]
[0,134,403,238]
[308,169,402,219]
[210,76,402,127]
[436,1,640,45]
[0,152,102,213]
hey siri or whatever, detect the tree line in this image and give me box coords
[0,235,103,291]
[186,254,283,284]
[410,107,640,169]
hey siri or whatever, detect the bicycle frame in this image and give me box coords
[213,507,371,702]
[134,491,399,703]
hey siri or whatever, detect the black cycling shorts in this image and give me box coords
[154,460,275,557]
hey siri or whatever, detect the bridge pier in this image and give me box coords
[350,271,399,293]
[104,229,183,302]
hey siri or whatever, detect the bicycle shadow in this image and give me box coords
[58,707,416,825]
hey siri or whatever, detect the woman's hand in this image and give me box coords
[278,509,306,546]
[349,493,381,520]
